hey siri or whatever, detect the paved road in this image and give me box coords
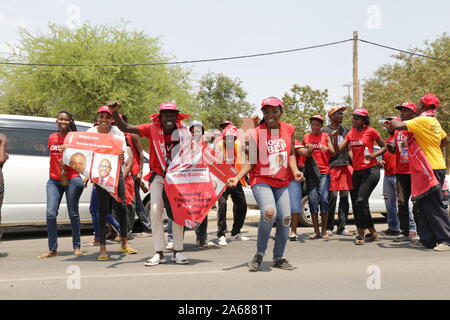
[1,213,450,300]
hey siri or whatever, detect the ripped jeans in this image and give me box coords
[252,183,290,260]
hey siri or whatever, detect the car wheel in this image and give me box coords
[299,196,321,227]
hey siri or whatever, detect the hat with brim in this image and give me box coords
[350,108,369,117]
[261,97,283,110]
[420,93,440,109]
[310,115,324,123]
[396,102,417,113]
[97,105,113,116]
[327,106,347,117]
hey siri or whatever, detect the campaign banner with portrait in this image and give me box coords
[163,145,237,229]
[62,132,124,196]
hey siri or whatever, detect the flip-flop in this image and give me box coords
[120,247,138,254]
[38,252,57,259]
[97,254,110,261]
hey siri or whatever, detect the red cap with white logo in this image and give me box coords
[159,102,179,112]
[396,102,418,113]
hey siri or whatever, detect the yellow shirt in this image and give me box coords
[404,117,447,169]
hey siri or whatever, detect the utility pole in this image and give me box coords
[353,30,359,109]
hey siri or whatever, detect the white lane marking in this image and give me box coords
[0,270,225,283]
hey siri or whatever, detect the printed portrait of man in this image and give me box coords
[93,158,115,188]
[69,152,86,174]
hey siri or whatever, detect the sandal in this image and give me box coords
[120,247,138,254]
[97,253,110,261]
[74,249,84,257]
[355,235,365,245]
[38,251,57,259]
[308,233,321,240]
[365,234,380,242]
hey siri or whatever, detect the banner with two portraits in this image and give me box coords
[62,132,123,197]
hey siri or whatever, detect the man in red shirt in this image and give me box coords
[390,103,418,242]
[380,118,400,236]
[108,101,191,266]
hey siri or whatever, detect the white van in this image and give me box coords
[0,115,150,231]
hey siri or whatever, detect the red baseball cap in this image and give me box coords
[350,108,369,117]
[420,93,440,109]
[97,105,112,115]
[222,125,238,138]
[261,97,283,109]
[396,102,418,113]
[159,102,179,112]
[310,115,324,122]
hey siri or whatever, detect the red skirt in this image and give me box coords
[329,165,353,191]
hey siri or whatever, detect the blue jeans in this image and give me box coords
[89,187,120,239]
[288,180,302,213]
[252,183,290,260]
[308,174,330,214]
[383,175,400,231]
[46,177,84,251]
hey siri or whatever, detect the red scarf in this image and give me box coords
[407,132,440,200]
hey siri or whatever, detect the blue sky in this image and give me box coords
[0,0,449,111]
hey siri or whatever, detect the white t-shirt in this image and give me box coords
[87,125,128,164]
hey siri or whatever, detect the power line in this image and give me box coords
[359,39,450,63]
[0,39,353,67]
[0,38,448,67]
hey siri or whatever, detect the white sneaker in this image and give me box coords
[230,233,250,241]
[218,236,228,246]
[339,230,352,236]
[166,241,173,250]
[433,243,450,252]
[144,253,166,266]
[172,252,189,264]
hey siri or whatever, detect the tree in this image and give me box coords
[362,33,450,169]
[281,84,329,139]
[195,72,254,129]
[0,22,194,126]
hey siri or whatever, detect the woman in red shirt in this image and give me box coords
[303,115,335,240]
[228,97,303,271]
[39,111,85,259]
[332,109,386,245]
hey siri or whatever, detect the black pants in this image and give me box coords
[217,183,247,237]
[95,171,128,245]
[133,175,151,232]
[396,174,413,234]
[352,166,380,230]
[414,169,450,248]
[327,190,350,234]
[195,217,208,243]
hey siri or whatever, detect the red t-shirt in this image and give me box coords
[126,133,140,176]
[383,136,396,176]
[249,122,294,188]
[302,132,331,174]
[345,127,380,171]
[138,123,177,177]
[394,130,410,175]
[48,132,79,181]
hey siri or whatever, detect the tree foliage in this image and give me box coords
[362,33,450,168]
[281,84,328,139]
[0,22,194,125]
[194,72,254,129]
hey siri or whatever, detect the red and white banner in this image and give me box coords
[163,142,237,229]
[63,132,124,197]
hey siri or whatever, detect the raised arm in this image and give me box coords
[107,101,141,135]
[131,133,145,180]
